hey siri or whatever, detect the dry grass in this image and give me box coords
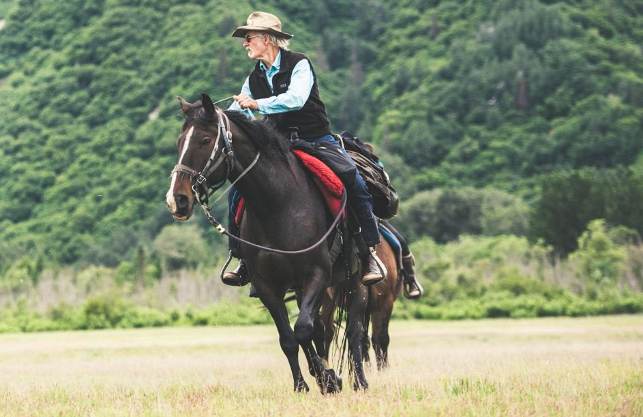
[0,316,641,417]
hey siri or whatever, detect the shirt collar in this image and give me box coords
[259,50,281,73]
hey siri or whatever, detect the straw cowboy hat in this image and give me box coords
[231,11,293,40]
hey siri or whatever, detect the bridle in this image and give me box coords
[170,108,236,204]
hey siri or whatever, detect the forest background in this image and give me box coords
[0,0,641,332]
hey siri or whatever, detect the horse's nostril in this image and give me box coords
[176,194,189,209]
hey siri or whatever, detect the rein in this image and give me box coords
[197,192,347,255]
[173,107,347,255]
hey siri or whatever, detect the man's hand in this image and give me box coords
[234,94,259,110]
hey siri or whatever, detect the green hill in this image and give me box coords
[0,0,641,275]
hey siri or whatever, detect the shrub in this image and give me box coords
[81,295,130,329]
[153,224,211,272]
[124,307,171,328]
[571,219,627,289]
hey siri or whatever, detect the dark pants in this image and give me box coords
[380,220,410,257]
[227,134,380,252]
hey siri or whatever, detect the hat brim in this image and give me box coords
[231,26,293,40]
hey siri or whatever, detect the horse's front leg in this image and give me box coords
[258,287,309,392]
[295,267,342,394]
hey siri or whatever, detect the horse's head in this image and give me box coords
[166,93,231,220]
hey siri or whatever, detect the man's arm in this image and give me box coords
[228,77,255,119]
[234,59,314,114]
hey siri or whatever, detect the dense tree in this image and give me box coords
[531,167,643,255]
[0,0,641,275]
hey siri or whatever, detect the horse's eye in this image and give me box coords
[202,136,212,145]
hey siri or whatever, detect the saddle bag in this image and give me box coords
[338,132,399,219]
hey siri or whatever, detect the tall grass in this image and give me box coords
[0,317,640,417]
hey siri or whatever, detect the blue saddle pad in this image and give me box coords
[379,223,402,268]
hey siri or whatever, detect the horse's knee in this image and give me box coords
[280,335,299,356]
[294,318,314,345]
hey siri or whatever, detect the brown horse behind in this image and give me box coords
[319,237,401,373]
[365,240,402,369]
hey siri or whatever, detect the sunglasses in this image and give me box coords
[243,34,264,43]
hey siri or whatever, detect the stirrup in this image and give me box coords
[219,251,234,282]
[401,254,423,299]
[362,247,386,286]
[220,252,249,286]
[403,279,424,299]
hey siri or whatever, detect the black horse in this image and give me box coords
[166,94,375,393]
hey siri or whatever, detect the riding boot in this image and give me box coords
[402,254,423,299]
[362,246,386,286]
[222,259,250,286]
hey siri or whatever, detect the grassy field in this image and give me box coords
[0,316,641,417]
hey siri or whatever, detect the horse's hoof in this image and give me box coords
[322,369,342,394]
[353,380,369,391]
[294,379,310,393]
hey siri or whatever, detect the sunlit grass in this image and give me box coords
[0,316,641,416]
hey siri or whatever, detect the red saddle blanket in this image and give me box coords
[234,150,345,225]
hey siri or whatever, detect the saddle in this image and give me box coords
[338,131,399,220]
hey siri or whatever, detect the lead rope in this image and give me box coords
[213,96,235,105]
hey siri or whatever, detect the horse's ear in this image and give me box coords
[177,96,191,114]
[201,93,215,117]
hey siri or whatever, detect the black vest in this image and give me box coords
[248,49,331,138]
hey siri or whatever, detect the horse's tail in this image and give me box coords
[330,285,351,377]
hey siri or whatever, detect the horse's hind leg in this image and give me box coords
[347,283,369,390]
[259,291,309,392]
[295,268,341,394]
[362,310,371,366]
[312,315,328,365]
[317,288,336,365]
[371,307,392,370]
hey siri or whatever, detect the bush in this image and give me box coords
[124,307,172,328]
[189,300,272,326]
[81,295,130,329]
[153,224,211,272]
[571,219,627,289]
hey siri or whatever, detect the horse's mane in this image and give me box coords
[224,110,291,161]
[183,102,291,162]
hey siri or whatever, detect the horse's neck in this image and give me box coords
[230,129,309,214]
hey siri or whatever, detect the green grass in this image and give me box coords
[0,316,641,416]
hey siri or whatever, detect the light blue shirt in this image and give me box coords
[228,50,314,117]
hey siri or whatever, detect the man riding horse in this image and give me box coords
[223,12,422,298]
